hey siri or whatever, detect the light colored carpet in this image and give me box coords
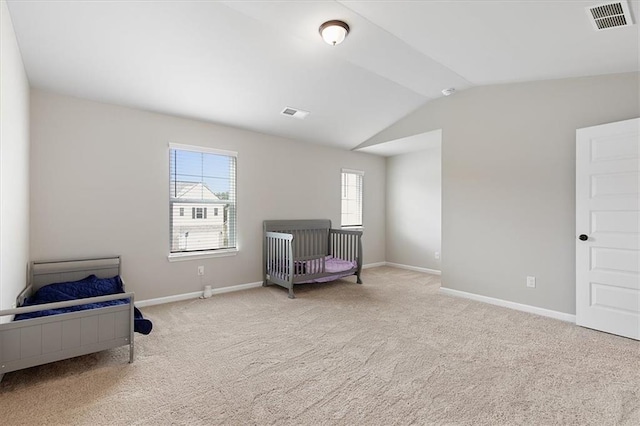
[1,267,638,425]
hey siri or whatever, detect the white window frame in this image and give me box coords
[168,143,238,261]
[341,168,364,229]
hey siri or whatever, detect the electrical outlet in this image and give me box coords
[526,276,536,288]
[11,303,16,309]
[198,266,205,276]
[435,252,440,260]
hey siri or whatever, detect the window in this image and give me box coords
[169,144,237,254]
[341,169,363,227]
[192,207,206,219]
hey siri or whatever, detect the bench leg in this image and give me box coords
[288,287,296,299]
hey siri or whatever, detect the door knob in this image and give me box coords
[579,234,589,241]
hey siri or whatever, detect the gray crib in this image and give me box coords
[263,219,363,298]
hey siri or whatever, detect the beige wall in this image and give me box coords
[386,145,441,271]
[364,72,639,315]
[30,90,386,301]
[0,0,30,313]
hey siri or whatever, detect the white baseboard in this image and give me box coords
[363,262,386,269]
[385,262,441,276]
[438,287,576,323]
[136,281,263,308]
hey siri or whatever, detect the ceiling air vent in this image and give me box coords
[280,107,310,120]
[587,1,634,31]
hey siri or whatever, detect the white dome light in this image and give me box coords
[442,88,456,96]
[319,20,350,46]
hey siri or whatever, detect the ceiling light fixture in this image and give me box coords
[442,88,456,96]
[319,20,350,46]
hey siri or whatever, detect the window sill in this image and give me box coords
[341,226,364,231]
[167,249,238,262]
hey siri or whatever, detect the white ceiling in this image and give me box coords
[6,0,639,151]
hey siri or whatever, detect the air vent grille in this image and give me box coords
[587,2,633,30]
[590,2,623,19]
[280,107,310,120]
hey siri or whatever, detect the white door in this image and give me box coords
[576,118,640,340]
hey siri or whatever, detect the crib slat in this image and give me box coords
[349,235,353,260]
[333,233,337,258]
[343,233,347,259]
[313,229,318,257]
[353,234,356,261]
[268,237,272,276]
[346,234,350,261]
[352,234,356,261]
[350,234,354,261]
[345,234,349,260]
[274,238,278,277]
[279,238,283,278]
[284,237,288,277]
[322,229,326,255]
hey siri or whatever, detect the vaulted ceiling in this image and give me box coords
[6,0,639,150]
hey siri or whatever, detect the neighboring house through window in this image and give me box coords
[169,144,237,253]
[341,169,363,227]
